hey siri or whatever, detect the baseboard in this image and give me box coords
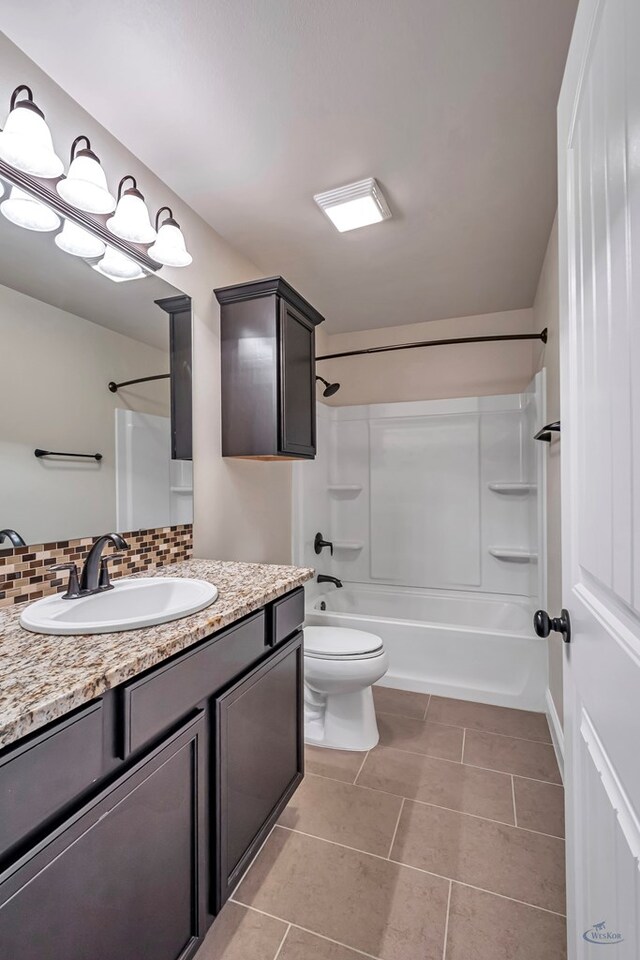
[545,687,564,782]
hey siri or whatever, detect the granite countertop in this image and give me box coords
[0,559,314,750]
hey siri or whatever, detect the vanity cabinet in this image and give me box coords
[0,713,206,960]
[0,586,306,958]
[215,631,304,908]
[215,277,325,460]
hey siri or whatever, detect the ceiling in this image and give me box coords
[0,0,577,333]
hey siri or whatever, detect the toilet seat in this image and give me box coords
[305,626,384,660]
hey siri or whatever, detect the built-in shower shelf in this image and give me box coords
[488,482,537,494]
[488,547,538,563]
[327,484,363,496]
[333,541,364,552]
[170,486,193,494]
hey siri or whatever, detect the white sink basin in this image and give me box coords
[19,577,219,635]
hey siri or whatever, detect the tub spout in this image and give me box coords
[317,574,343,589]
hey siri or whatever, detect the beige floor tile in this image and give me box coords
[372,685,430,719]
[199,901,287,960]
[279,927,373,960]
[464,730,562,784]
[446,884,567,960]
[377,713,463,761]
[357,745,514,824]
[390,800,565,914]
[278,773,403,855]
[427,696,551,743]
[514,777,565,837]
[235,826,450,960]
[305,744,366,783]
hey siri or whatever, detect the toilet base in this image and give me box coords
[304,685,380,752]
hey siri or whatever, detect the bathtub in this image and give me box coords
[305,584,546,711]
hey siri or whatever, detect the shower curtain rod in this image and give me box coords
[316,328,547,362]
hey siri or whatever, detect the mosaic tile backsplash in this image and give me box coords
[0,524,193,608]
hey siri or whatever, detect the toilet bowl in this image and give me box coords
[304,626,388,751]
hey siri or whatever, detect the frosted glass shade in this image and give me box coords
[0,181,4,200]
[0,102,64,178]
[148,221,192,267]
[55,220,106,258]
[57,152,116,214]
[1,186,60,232]
[93,246,145,282]
[106,191,156,244]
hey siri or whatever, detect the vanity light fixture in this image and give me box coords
[107,175,156,244]
[314,177,391,233]
[92,245,146,282]
[56,136,116,214]
[1,185,61,232]
[0,85,64,178]
[55,219,106,258]
[148,206,193,267]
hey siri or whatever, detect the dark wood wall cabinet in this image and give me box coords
[156,294,193,461]
[215,276,325,460]
[0,587,306,960]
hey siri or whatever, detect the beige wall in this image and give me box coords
[533,215,563,725]
[319,309,539,406]
[0,35,293,565]
[0,283,169,543]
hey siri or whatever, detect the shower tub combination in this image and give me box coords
[306,583,546,712]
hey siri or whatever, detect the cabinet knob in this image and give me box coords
[533,608,571,643]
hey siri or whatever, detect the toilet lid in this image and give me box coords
[304,626,384,658]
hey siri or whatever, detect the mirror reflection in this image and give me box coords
[0,173,193,548]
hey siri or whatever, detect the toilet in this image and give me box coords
[303,626,389,751]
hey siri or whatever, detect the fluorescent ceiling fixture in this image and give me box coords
[314,178,391,232]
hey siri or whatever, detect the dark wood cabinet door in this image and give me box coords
[156,294,193,461]
[0,713,206,960]
[214,632,304,910]
[279,299,316,457]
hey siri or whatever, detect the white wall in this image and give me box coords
[534,215,563,723]
[294,395,542,603]
[0,34,293,564]
[0,283,169,544]
[319,308,539,407]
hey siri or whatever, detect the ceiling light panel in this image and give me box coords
[314,178,391,233]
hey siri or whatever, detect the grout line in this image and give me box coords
[423,694,432,721]
[461,759,562,787]
[442,880,453,960]
[461,727,466,763]
[377,708,553,746]
[272,826,566,915]
[353,750,370,784]
[272,924,291,960]
[229,903,385,960]
[511,775,518,827]
[387,797,405,858]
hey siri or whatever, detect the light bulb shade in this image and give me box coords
[0,181,4,200]
[56,151,116,214]
[0,101,64,178]
[148,220,192,267]
[1,186,61,232]
[93,246,145,282]
[106,189,156,244]
[55,219,106,258]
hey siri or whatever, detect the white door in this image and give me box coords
[558,0,640,955]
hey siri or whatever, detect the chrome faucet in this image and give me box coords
[317,574,343,589]
[0,528,26,547]
[80,533,130,594]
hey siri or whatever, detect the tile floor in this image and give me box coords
[200,688,566,960]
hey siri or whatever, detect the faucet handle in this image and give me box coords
[50,562,81,599]
[98,554,125,591]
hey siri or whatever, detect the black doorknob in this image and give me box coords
[533,608,571,643]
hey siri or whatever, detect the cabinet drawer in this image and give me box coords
[121,611,266,757]
[0,700,104,862]
[269,587,305,646]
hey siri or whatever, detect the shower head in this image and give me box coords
[316,375,340,398]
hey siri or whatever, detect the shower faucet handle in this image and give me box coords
[314,532,334,556]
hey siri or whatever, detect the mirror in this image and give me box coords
[0,173,193,549]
